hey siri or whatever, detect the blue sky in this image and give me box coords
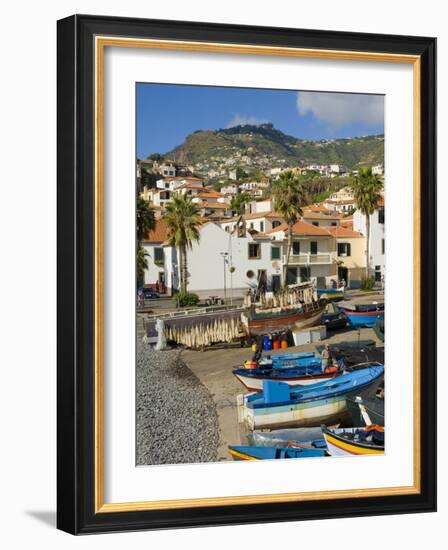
[136,83,384,159]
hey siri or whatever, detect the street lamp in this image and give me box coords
[220,252,229,303]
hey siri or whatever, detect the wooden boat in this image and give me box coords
[337,302,384,328]
[238,364,384,430]
[241,300,326,336]
[322,425,384,457]
[228,444,326,461]
[233,363,342,391]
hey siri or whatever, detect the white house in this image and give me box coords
[156,176,204,191]
[218,211,284,235]
[353,196,385,283]
[269,220,338,288]
[142,219,170,290]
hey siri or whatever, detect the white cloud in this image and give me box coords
[226,113,268,128]
[296,92,384,128]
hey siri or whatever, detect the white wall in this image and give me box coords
[1,1,445,549]
[183,223,281,297]
[354,208,386,279]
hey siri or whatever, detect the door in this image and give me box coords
[299,267,310,282]
[286,267,298,285]
[338,266,348,286]
[271,274,281,292]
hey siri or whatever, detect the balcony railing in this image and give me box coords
[283,252,334,265]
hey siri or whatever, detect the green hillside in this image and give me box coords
[161,123,384,173]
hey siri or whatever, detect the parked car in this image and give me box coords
[138,287,160,300]
[321,311,348,331]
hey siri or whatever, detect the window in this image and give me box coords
[312,221,319,226]
[248,243,261,259]
[271,246,281,260]
[250,222,254,229]
[310,241,318,255]
[292,241,301,256]
[331,222,337,226]
[260,221,264,233]
[154,247,164,265]
[378,208,385,224]
[272,220,282,229]
[375,265,381,282]
[337,242,351,257]
[382,238,385,254]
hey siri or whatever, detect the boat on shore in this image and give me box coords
[316,286,345,301]
[241,282,327,336]
[238,364,384,430]
[322,425,385,457]
[337,302,384,328]
[228,444,327,460]
[233,362,342,391]
[259,351,321,369]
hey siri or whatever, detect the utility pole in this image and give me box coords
[220,252,228,303]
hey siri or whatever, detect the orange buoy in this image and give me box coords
[281,339,288,349]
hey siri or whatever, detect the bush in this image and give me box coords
[360,276,375,291]
[173,291,200,308]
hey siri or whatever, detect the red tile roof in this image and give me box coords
[302,211,342,220]
[196,192,225,199]
[269,219,332,237]
[143,219,169,243]
[326,226,363,238]
[195,201,229,209]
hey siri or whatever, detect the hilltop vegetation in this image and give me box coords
[161,123,384,177]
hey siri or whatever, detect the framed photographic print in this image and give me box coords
[57,14,436,534]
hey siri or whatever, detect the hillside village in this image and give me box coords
[137,126,385,299]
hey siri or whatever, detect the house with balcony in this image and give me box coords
[326,226,366,288]
[269,220,337,288]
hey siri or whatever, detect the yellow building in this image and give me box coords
[327,226,366,288]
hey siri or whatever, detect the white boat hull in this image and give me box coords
[238,393,349,430]
[234,372,336,392]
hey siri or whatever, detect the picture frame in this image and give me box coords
[57,14,436,534]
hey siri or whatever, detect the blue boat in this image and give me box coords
[228,445,327,460]
[337,302,384,328]
[233,360,344,391]
[259,351,321,369]
[239,364,384,429]
[316,287,345,301]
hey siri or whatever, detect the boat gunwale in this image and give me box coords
[247,368,384,410]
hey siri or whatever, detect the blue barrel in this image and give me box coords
[263,335,272,351]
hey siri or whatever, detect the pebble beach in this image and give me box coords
[136,341,220,465]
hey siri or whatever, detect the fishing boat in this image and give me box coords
[346,381,385,427]
[337,302,384,328]
[228,444,327,461]
[238,364,384,430]
[259,351,321,369]
[233,362,342,391]
[241,282,327,336]
[317,286,345,301]
[322,425,384,457]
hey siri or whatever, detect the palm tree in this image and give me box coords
[271,171,307,286]
[163,194,201,292]
[136,197,155,287]
[350,167,383,277]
